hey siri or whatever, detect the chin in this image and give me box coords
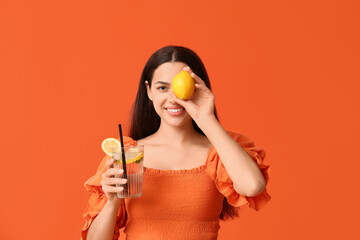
[161,114,193,128]
[161,118,188,128]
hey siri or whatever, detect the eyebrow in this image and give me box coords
[154,81,170,85]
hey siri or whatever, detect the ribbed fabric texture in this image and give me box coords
[81,131,271,240]
[124,166,223,240]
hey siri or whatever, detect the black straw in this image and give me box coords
[118,124,128,194]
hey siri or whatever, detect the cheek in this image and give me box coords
[152,95,166,113]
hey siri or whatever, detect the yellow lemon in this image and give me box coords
[172,70,195,100]
[101,138,120,156]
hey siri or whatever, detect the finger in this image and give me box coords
[183,66,193,74]
[106,158,115,169]
[182,66,205,85]
[194,82,211,95]
[102,185,124,193]
[103,168,124,178]
[190,72,206,85]
[101,177,127,186]
[195,83,205,89]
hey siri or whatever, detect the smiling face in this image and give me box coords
[146,61,193,128]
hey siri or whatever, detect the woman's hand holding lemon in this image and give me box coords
[170,66,216,125]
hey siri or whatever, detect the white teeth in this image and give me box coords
[167,108,183,112]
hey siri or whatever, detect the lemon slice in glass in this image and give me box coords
[124,151,144,164]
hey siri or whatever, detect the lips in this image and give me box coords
[165,106,184,110]
[165,106,185,116]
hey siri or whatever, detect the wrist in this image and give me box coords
[105,198,123,210]
[196,115,219,132]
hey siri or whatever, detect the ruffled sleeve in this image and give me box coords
[205,131,271,211]
[81,136,137,240]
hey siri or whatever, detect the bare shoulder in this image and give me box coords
[136,134,157,146]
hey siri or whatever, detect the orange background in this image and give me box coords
[1,0,359,239]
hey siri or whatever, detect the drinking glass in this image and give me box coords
[111,144,144,198]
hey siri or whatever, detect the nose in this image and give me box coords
[167,92,176,104]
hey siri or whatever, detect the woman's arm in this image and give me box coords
[87,200,122,240]
[168,66,266,197]
[198,117,266,197]
[87,158,127,240]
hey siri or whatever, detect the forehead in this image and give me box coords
[152,62,187,83]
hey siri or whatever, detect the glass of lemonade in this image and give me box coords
[111,144,144,198]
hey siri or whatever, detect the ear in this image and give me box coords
[145,80,153,101]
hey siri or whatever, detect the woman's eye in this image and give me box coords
[158,86,167,91]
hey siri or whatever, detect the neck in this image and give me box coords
[155,120,200,145]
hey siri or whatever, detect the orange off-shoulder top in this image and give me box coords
[81,131,271,240]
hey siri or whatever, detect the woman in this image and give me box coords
[81,45,271,240]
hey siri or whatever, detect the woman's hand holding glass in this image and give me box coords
[169,66,216,124]
[101,158,128,203]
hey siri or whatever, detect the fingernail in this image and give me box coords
[118,169,124,173]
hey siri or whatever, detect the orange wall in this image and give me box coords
[1,0,359,239]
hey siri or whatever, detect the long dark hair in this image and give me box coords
[129,45,238,220]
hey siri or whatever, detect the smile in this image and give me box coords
[165,107,185,116]
[166,108,184,112]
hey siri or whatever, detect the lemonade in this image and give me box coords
[111,145,144,198]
